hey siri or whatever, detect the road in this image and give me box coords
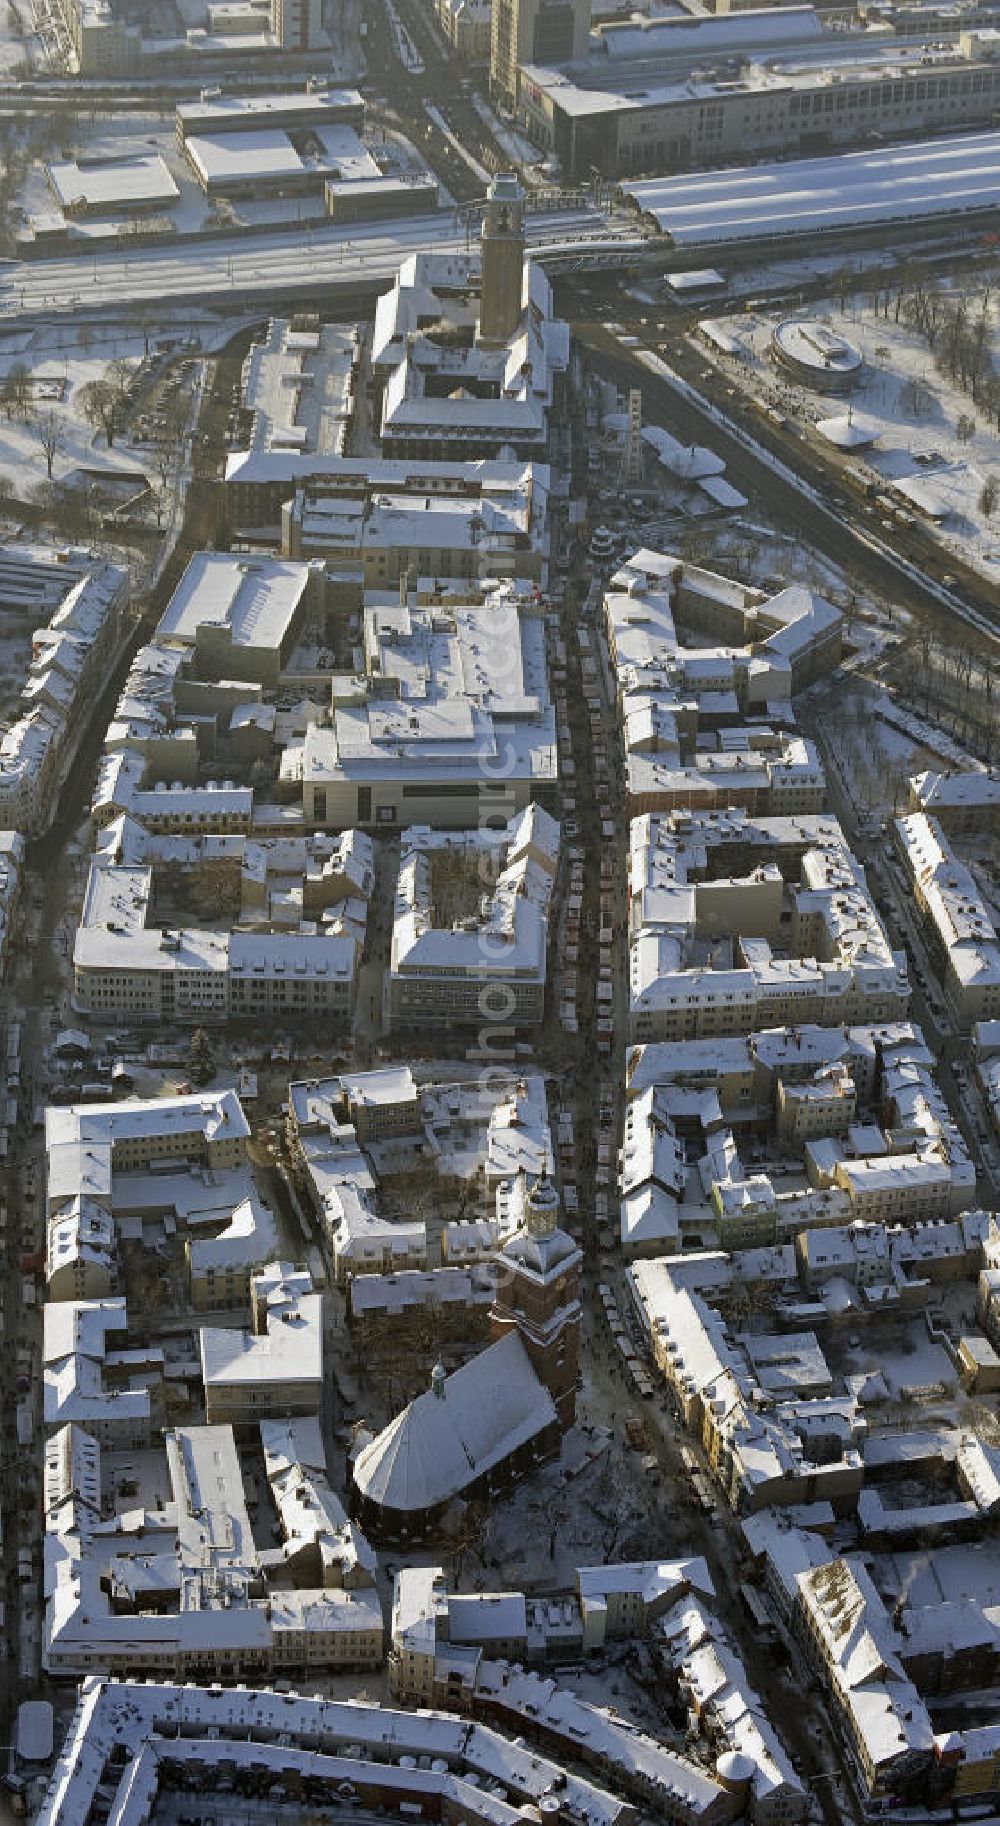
[0,206,633,320]
[361,0,519,202]
[555,270,1000,633]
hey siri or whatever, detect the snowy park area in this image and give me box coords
[0,321,155,499]
[692,281,1000,587]
[0,313,206,579]
[814,678,965,821]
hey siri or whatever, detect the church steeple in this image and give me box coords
[490,1171,582,1429]
[525,1171,558,1237]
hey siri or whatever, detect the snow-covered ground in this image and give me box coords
[12,110,435,245]
[870,686,990,771]
[0,322,158,497]
[844,1332,956,1401]
[814,675,982,824]
[691,291,1000,587]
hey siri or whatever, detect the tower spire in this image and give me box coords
[490,1168,582,1429]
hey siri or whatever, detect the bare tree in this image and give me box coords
[900,376,931,419]
[78,378,124,448]
[106,355,135,406]
[161,387,190,449]
[49,481,93,540]
[32,409,64,481]
[136,302,156,358]
[79,357,136,449]
[918,629,933,714]
[2,360,31,420]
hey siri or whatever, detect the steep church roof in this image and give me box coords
[352,1331,556,1516]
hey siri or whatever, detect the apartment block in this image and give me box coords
[388,806,559,1029]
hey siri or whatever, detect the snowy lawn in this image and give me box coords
[819,681,959,820]
[0,322,159,498]
[843,1332,957,1401]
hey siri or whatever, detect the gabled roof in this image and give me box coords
[352,1332,555,1515]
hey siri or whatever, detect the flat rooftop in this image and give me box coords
[47,153,179,213]
[186,123,379,190]
[244,319,358,458]
[623,130,1000,246]
[157,552,311,654]
[526,17,992,114]
[177,89,364,132]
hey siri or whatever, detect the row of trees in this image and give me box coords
[897,630,999,764]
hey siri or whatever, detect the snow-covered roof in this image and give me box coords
[36,1678,632,1826]
[772,318,862,378]
[577,1558,714,1610]
[896,812,1000,990]
[186,122,378,191]
[199,1265,322,1391]
[624,131,1000,248]
[157,551,312,656]
[47,153,179,213]
[352,1331,556,1514]
[45,1090,249,1156]
[473,1659,731,1816]
[176,88,363,134]
[815,411,880,450]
